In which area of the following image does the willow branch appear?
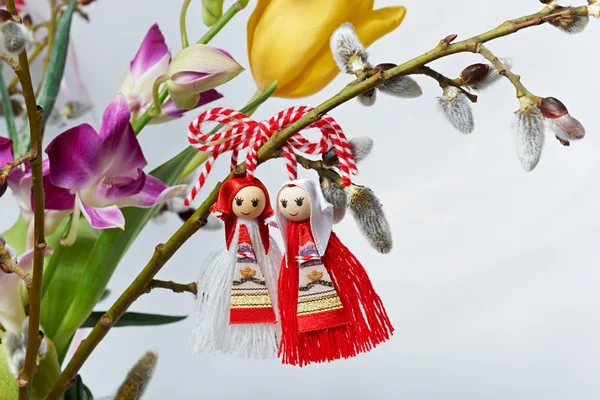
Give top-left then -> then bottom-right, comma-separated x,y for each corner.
5,2 -> 46,398
45,4 -> 593,398
147,279 -> 197,295
417,66 -> 478,103
0,150 -> 34,183
0,242 -> 32,287
477,44 -> 536,100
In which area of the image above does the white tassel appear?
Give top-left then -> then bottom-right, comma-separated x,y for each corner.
188,221 -> 281,359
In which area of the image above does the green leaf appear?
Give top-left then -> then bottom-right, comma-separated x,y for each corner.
50,147 -> 198,363
0,344 -> 18,400
2,216 -> 29,256
64,375 -> 93,400
40,219 -> 99,359
37,0 -> 77,128
31,339 -> 62,400
82,312 -> 187,328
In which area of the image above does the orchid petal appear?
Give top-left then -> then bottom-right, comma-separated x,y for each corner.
130,24 -> 170,84
41,159 -> 76,211
79,197 -> 125,230
116,174 -> 186,208
161,89 -> 223,118
89,168 -> 146,205
98,95 -> 147,176
0,136 -> 14,165
45,123 -> 103,190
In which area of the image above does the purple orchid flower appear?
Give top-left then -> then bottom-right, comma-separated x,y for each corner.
0,137 -> 72,249
117,23 -> 223,122
45,95 -> 185,238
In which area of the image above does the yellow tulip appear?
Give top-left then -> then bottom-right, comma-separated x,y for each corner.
247,0 -> 406,98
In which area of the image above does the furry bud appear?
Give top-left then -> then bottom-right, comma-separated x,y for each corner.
114,351 -> 158,400
437,86 -> 474,134
0,21 -> 30,55
323,137 -> 374,167
347,185 -> 393,254
0,10 -> 12,23
589,1 -> 600,18
61,100 -> 93,119
321,178 -> 348,224
460,59 -> 512,91
374,63 -> 422,98
548,6 -> 589,33
357,88 -> 377,107
538,97 -> 585,142
514,97 -> 544,171
330,23 -> 369,74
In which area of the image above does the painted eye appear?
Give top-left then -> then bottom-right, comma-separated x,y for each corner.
235,197 -> 243,206
251,198 -> 260,207
294,197 -> 304,207
280,199 -> 288,208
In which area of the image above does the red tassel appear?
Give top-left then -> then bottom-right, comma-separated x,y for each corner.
278,229 -> 394,366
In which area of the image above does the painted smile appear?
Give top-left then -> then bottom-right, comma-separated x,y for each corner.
289,212 -> 298,216
241,211 -> 251,216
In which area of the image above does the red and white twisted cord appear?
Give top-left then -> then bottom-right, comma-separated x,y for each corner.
185,106 -> 357,205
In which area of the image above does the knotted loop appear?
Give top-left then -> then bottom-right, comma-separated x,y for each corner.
184,106 -> 357,206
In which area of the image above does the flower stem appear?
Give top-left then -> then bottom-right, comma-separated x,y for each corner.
0,64 -> 18,151
45,4 -> 592,398
148,75 -> 166,118
180,0 -> 191,48
132,0 -> 251,135
178,81 -> 278,181
147,279 -> 197,295
4,0 -> 47,397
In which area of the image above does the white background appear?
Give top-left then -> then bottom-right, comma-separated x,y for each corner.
2,0 -> 600,399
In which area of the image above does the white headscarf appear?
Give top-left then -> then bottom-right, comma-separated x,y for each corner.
274,179 -> 333,256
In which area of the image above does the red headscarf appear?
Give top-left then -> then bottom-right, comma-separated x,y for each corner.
210,176 -> 274,252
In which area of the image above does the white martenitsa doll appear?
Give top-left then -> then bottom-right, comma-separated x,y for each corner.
189,176 -> 282,359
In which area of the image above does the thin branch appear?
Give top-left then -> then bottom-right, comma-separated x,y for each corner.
0,54 -> 20,71
477,44 -> 536,100
417,66 -> 478,103
5,1 -> 47,398
45,4 -> 592,398
0,242 -> 32,287
147,279 -> 197,295
0,150 -> 34,179
8,38 -> 49,94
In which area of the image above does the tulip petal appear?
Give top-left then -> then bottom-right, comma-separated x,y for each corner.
98,96 -> 147,176
0,136 -> 14,165
161,89 -> 223,118
79,197 -> 125,230
352,6 -> 406,48
116,174 -> 186,208
130,24 -> 170,84
45,123 -> 103,190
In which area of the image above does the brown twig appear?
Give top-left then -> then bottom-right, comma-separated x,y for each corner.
5,0 -> 46,398
147,280 -> 197,295
417,66 -> 478,103
45,4 -> 592,399
0,242 -> 33,287
0,150 -> 34,181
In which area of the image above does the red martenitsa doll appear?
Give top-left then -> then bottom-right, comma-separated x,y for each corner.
273,179 -> 394,366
